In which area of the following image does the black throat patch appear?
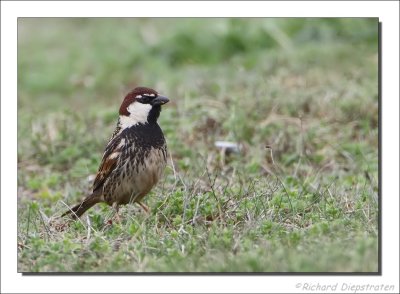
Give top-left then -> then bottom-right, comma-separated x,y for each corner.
122,122 -> 166,150
147,105 -> 162,123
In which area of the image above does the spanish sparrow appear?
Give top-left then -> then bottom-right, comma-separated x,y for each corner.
62,87 -> 169,219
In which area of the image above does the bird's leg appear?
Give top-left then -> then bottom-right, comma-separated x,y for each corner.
138,201 -> 150,214
112,202 -> 121,223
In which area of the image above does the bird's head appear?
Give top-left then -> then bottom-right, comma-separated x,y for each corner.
119,87 -> 169,126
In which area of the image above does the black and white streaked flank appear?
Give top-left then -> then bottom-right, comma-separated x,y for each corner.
62,87 -> 170,219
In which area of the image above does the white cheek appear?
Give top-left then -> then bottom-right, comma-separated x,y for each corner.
120,102 -> 152,128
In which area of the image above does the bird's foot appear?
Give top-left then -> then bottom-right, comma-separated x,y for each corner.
104,213 -> 121,227
138,201 -> 150,214
114,212 -> 122,223
104,203 -> 122,226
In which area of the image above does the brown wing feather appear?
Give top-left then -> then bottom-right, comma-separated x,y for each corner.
92,156 -> 118,192
92,136 -> 124,193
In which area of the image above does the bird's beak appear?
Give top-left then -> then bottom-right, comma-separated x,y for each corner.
152,95 -> 169,106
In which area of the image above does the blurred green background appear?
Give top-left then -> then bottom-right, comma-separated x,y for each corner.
18,18 -> 378,111
18,18 -> 378,272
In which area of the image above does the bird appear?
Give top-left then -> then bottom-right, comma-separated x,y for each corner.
62,86 -> 169,220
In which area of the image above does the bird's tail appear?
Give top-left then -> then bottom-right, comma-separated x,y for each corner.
61,195 -> 99,219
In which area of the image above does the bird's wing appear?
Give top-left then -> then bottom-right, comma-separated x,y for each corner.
92,136 -> 124,193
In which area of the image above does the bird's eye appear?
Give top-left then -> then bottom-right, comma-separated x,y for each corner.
137,94 -> 153,104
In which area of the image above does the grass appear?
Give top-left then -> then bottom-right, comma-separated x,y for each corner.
17,18 -> 378,272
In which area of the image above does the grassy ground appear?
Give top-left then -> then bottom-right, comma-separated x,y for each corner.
17,18 -> 378,272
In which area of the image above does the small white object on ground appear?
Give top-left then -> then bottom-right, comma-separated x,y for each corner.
214,141 -> 241,153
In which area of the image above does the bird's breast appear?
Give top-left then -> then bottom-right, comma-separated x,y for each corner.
113,145 -> 167,205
